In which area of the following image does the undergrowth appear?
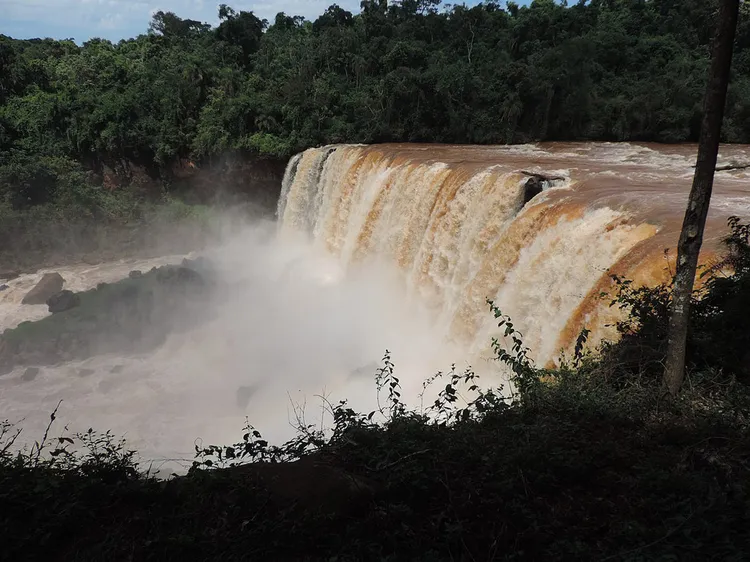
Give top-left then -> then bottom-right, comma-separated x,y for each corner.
2,218 -> 750,561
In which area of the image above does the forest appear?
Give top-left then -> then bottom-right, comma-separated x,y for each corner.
3,0 -> 750,216
3,2 -> 750,559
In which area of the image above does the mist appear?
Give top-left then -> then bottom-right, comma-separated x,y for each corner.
0,214 -> 480,473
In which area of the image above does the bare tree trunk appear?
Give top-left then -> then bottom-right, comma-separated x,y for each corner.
663,0 -> 741,396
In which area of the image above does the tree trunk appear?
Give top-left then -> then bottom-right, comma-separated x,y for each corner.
663,0 -> 741,396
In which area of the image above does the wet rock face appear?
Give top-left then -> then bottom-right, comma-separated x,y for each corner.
47,290 -> 81,314
22,273 -> 65,305
523,176 -> 545,205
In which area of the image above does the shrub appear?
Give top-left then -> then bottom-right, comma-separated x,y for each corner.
601,216 -> 750,387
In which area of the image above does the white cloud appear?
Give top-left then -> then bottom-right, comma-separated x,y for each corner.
0,0 -> 364,41
0,0 -> 495,42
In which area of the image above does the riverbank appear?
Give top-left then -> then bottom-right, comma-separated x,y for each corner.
0,259 -> 217,375
0,150 -> 285,275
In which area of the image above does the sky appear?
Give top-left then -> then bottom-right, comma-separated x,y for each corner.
0,0 -> 530,44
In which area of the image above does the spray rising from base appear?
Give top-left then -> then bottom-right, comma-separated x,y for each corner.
0,218 -> 490,473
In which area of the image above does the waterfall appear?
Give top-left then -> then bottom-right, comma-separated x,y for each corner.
3,142 -> 748,467
278,143 -> 745,367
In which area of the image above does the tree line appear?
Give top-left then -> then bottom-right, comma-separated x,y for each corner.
2,0 -> 750,211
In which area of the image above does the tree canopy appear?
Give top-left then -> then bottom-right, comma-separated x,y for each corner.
2,0 -> 750,209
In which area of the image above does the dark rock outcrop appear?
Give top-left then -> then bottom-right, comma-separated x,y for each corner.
128,270 -> 143,279
521,171 -> 567,206
0,271 -> 19,281
47,290 -> 81,314
0,339 -> 12,376
1,262 -> 218,373
523,176 -> 545,205
181,256 -> 217,284
155,264 -> 205,287
22,273 -> 64,305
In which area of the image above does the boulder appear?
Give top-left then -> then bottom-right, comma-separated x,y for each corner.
523,176 -> 545,205
47,290 -> 81,314
22,273 -> 65,305
128,270 -> 143,279
181,257 -> 218,283
0,285 -> 8,292
520,170 -> 567,206
155,265 -> 204,286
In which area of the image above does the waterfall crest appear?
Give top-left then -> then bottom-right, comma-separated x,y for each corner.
278,143 -> 748,366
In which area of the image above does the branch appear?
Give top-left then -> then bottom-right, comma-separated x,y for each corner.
716,163 -> 750,171
520,170 -> 566,182
690,163 -> 750,171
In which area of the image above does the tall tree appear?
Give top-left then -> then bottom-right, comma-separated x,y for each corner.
663,0 -> 741,396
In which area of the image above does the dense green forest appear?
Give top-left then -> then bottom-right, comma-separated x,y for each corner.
2,0 -> 750,216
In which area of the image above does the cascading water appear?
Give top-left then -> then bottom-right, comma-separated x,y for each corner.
278,143 -> 750,367
2,142 -> 749,472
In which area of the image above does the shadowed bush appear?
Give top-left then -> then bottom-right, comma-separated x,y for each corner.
601,216 -> 750,387
2,219 -> 750,561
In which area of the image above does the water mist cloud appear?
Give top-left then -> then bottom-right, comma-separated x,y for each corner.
0,216 -> 471,472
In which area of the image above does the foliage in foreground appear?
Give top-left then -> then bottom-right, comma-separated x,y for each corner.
1,345 -> 749,561
2,219 -> 750,560
601,215 -> 750,387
